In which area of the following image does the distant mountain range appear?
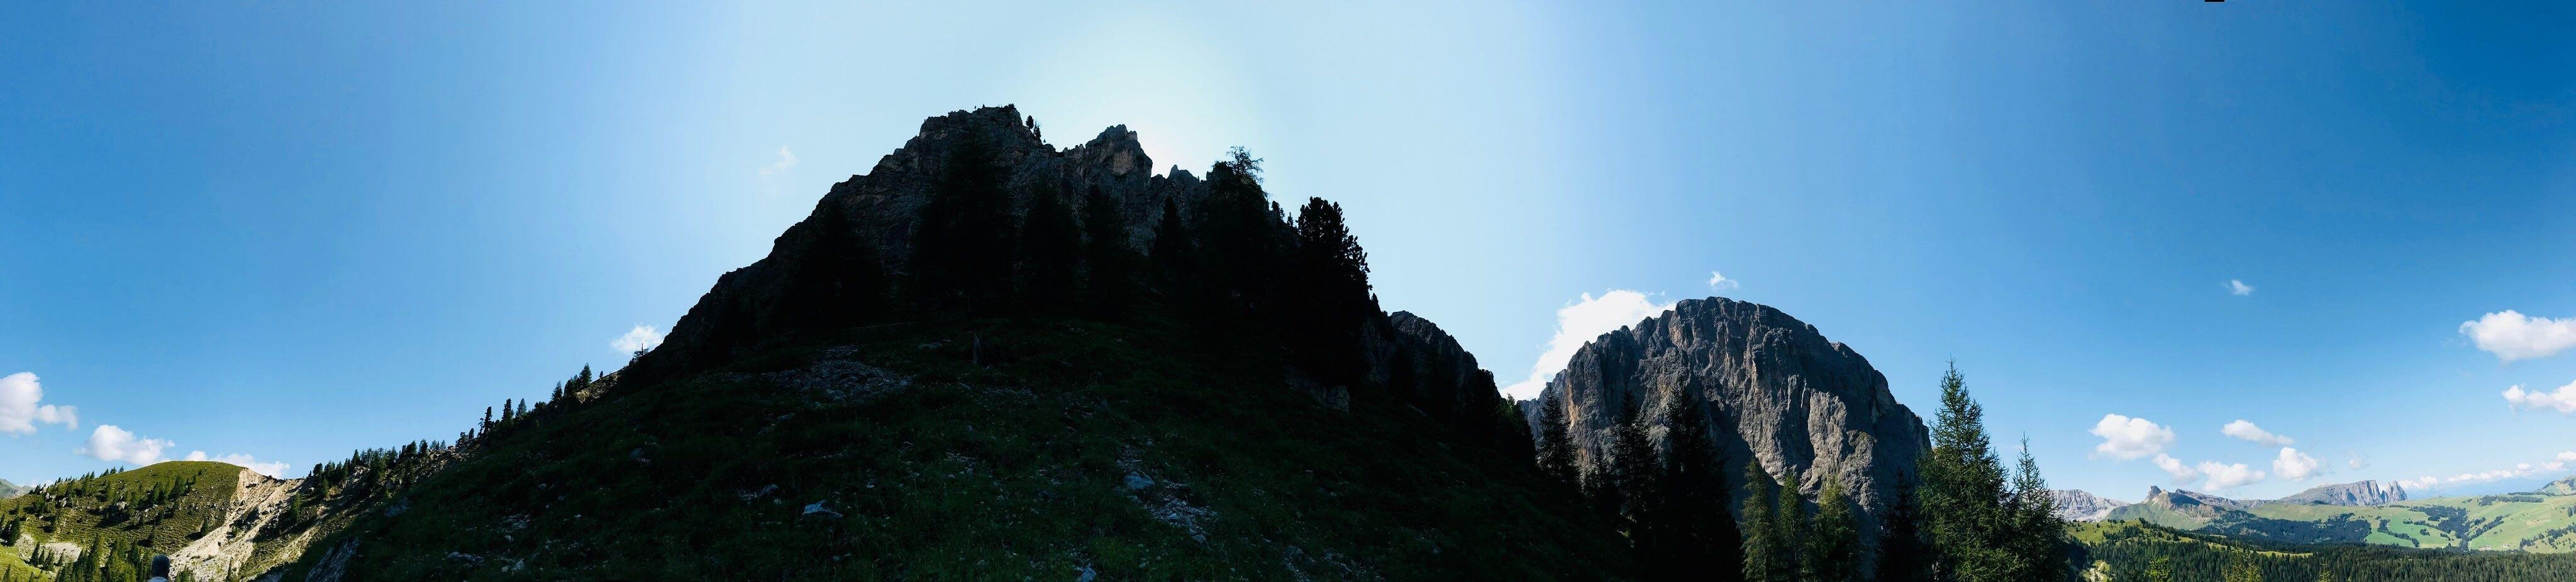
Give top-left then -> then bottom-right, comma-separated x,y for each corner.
2064,477 -> 2576,552
0,477 -> 25,500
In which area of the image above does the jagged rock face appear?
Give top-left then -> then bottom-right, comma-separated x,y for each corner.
633,106 -> 1204,380
1532,297 -> 1929,547
2275,480 -> 2407,506
2143,485 -> 2251,512
2049,489 -> 2131,522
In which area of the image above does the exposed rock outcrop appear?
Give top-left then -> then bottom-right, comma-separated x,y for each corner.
2050,489 -> 2131,521
1530,297 -> 1929,551
0,478 -> 24,500
2274,480 -> 2407,506
633,106 -> 1191,382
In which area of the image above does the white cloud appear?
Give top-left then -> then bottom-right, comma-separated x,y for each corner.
1501,290 -> 1677,399
2557,451 -> 2576,463
1706,271 -> 1740,291
184,451 -> 290,478
612,325 -> 665,354
2396,454 -> 2568,491
1,372 -> 77,434
2153,453 -> 2202,484
2226,279 -> 2255,296
2348,451 -> 2368,470
2504,380 -> 2576,414
758,146 -> 799,177
2220,419 -> 2294,447
79,425 -> 173,466
2460,310 -> 2576,361
2197,461 -> 2266,489
2273,447 -> 2324,481
2088,414 -> 2175,460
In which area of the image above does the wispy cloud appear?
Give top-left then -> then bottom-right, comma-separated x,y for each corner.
1,372 -> 78,434
2225,279 -> 2255,296
2397,451 -> 2576,491
2153,454 -> 2201,484
613,325 -> 665,354
2461,310 -> 2576,361
2220,419 -> 2294,447
2089,414 -> 2175,459
1501,290 -> 1676,400
1706,271 -> 1740,291
758,146 -> 799,177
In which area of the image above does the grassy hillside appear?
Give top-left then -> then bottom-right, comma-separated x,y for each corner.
0,462 -> 242,551
2071,520 -> 2576,581
1,461 -> 248,581
2104,490 -> 2576,554
272,317 -> 1637,580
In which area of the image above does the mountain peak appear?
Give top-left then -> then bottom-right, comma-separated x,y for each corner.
2277,480 -> 2407,506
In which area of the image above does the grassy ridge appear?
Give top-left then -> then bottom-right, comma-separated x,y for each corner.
279,318 -> 1635,580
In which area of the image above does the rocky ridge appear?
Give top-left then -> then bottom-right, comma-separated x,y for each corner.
1530,297 -> 1930,552
2275,480 -> 2407,506
2049,489 -> 2131,522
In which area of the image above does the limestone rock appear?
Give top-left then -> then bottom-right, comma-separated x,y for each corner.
2048,489 -> 2131,522
1530,297 -> 1928,552
2272,480 -> 2407,506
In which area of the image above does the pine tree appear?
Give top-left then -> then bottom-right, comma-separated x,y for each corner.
1017,185 -> 1082,311
1657,393 -> 1742,581
1534,396 -> 1579,490
1741,461 -> 1790,582
501,399 -> 515,422
1607,403 -> 1660,544
2225,551 -> 2264,582
910,133 -> 1014,311
1777,468 -> 1813,581
1079,185 -> 1132,313
1921,361 -> 2014,581
1290,197 -> 1373,385
2008,436 -> 2068,581
1149,197 -> 1192,285
1811,479 -> 1862,582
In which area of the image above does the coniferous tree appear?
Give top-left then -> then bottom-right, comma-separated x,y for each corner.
1811,479 -> 1862,582
1921,361 -> 2014,581
1017,185 -> 1082,311
1656,393 -> 1743,581
1149,197 -> 1192,286
2008,436 -> 2068,581
1607,403 -> 1660,547
1741,461 -> 1790,582
1079,185 -> 1133,312
501,399 -> 515,423
1534,396 -> 1580,490
1777,468 -> 1814,581
1290,197 -> 1373,385
911,133 -> 1014,312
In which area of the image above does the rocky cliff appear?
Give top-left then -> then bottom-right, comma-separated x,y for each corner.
2050,489 -> 2131,522
633,106 -> 1187,381
0,478 -> 23,500
2275,480 -> 2407,506
1530,297 -> 1929,549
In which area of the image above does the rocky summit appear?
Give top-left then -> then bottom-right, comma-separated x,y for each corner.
2275,480 -> 2407,506
2048,489 -> 2130,522
1530,297 -> 1930,552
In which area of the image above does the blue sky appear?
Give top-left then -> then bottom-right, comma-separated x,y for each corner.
4,2 -> 2572,500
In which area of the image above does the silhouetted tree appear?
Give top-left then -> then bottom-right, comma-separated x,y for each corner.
1535,396 -> 1579,490
911,134 -> 1015,312
1079,185 -> 1133,313
1018,185 -> 1082,311
1811,479 -> 1862,582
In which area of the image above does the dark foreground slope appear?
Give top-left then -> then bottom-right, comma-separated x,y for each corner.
250,105 -> 1630,580
274,317 -> 1633,580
